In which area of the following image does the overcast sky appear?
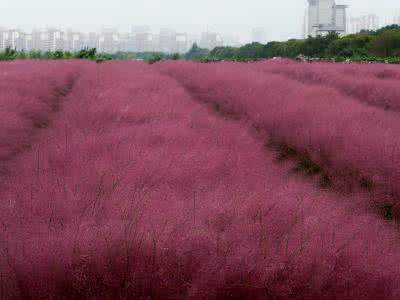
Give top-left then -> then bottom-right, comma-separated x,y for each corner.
2,0 -> 400,41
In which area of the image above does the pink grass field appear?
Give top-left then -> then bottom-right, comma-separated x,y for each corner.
2,60 -> 400,299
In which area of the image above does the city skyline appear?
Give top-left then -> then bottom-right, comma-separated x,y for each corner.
0,26 -> 241,53
1,0 -> 400,53
2,0 -> 399,42
2,10 -> 400,55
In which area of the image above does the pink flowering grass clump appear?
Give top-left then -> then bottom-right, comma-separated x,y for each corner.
252,60 -> 400,111
2,61 -> 400,299
0,60 -> 80,174
335,62 -> 400,81
160,61 -> 400,211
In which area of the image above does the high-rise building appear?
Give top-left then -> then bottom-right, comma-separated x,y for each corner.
335,4 -> 347,32
175,33 -> 189,53
187,33 -> 200,48
131,26 -> 154,52
39,31 -> 50,51
306,0 -> 347,37
66,29 -> 86,52
394,11 -> 400,25
118,33 -> 130,52
199,32 -> 223,50
132,32 -> 154,52
40,28 -> 66,52
303,9 -> 308,38
0,29 -> 7,50
157,29 -> 189,53
99,28 -> 120,53
0,30 -> 10,50
29,29 -> 42,51
348,14 -> 379,34
0,27 -> 4,49
86,32 -> 99,49
251,27 -> 267,44
159,28 -> 176,53
0,29 -> 26,50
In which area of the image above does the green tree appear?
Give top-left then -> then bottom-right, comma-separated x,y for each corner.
264,41 -> 286,58
302,32 -> 339,57
282,39 -> 306,57
369,29 -> 400,57
185,43 -> 209,60
327,33 -> 372,57
15,50 -> 27,59
375,25 -> 400,35
63,51 -> 73,59
146,53 -> 163,64
28,50 -> 43,59
236,42 -> 265,59
75,47 -> 97,59
0,47 -> 18,60
52,50 -> 65,59
171,53 -> 181,60
209,46 -> 238,59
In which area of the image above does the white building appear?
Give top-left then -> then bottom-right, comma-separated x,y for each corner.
348,14 -> 380,34
86,32 -> 99,49
0,29 -> 8,50
175,33 -> 189,53
394,11 -> 400,25
99,28 -> 120,53
199,32 -> 223,50
66,29 -> 86,52
130,26 -> 154,52
251,27 -> 267,44
39,28 -> 66,52
306,0 -> 347,37
0,29 -> 26,50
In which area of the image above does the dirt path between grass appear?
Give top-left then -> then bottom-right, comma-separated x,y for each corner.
0,75 -> 78,177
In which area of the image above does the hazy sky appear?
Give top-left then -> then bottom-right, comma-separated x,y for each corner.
2,0 -> 400,41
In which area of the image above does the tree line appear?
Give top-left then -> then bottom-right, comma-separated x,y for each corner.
2,25 -> 400,63
186,24 -> 400,63
0,46 -> 184,63
0,47 -> 116,61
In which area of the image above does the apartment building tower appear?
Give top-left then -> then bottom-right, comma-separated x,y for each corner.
306,0 -> 347,37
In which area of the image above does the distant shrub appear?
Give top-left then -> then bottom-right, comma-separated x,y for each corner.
52,50 -> 65,59
27,50 -> 43,59
75,47 -> 97,59
146,53 -> 163,64
0,47 -> 18,60
171,53 -> 180,60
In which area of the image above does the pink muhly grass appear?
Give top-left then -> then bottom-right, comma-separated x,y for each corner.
1,61 -> 400,299
0,61 -> 80,174
335,62 -> 400,81
252,60 -> 400,112
160,61 -> 400,210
